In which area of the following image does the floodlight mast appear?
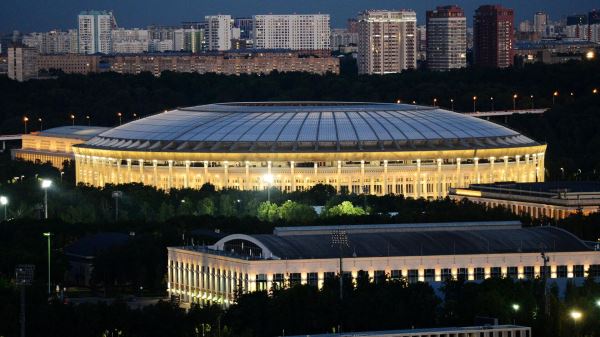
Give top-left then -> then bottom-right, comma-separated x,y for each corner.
331,229 -> 349,300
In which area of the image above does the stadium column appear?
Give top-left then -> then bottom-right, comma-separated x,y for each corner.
360,160 -> 365,193
224,161 -> 229,189
168,160 -> 173,189
383,160 -> 388,195
436,159 -> 442,198
538,153 -> 545,182
515,155 -> 521,181
489,157 -> 495,183
525,154 -> 531,182
503,156 -> 508,181
127,159 -> 132,183
116,158 -> 121,184
153,160 -> 158,188
139,159 -> 144,184
337,160 -> 341,193
313,162 -> 318,186
456,158 -> 462,187
474,157 -> 480,183
290,161 -> 295,191
416,159 -> 421,198
204,161 -> 209,186
184,161 -> 190,188
245,161 -> 250,190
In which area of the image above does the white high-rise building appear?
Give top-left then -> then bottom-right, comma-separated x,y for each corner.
22,30 -> 74,54
253,14 -> 330,50
78,10 -> 116,54
205,15 -> 232,51
426,5 -> 467,71
534,12 -> 548,35
357,10 -> 417,75
112,28 -> 149,54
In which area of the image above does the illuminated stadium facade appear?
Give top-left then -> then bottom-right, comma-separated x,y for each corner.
73,102 -> 546,197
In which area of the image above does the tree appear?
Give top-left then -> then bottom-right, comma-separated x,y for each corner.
324,201 -> 367,217
197,197 -> 216,216
257,201 -> 279,222
277,200 -> 317,223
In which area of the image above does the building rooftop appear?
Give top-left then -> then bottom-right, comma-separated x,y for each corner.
465,182 -> 600,197
34,125 -> 111,141
79,102 -> 537,153
182,223 -> 592,261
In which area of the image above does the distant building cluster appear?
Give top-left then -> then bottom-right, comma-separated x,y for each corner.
1,5 -> 599,80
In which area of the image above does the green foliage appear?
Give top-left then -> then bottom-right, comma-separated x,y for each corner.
257,201 -> 278,222
277,200 -> 317,223
197,197 -> 216,216
325,201 -> 367,217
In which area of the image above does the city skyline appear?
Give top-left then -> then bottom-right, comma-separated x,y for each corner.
1,0 -> 599,33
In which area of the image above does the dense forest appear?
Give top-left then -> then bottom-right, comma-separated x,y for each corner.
1,60 -> 600,179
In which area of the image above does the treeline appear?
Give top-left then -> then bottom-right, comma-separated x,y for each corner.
2,276 -> 600,337
1,60 -> 600,179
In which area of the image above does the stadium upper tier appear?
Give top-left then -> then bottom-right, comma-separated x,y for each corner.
80,102 -> 538,153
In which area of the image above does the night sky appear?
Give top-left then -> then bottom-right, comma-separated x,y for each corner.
1,0 -> 598,33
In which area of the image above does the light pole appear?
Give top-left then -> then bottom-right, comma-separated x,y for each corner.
331,230 -> 349,301
472,96 -> 477,112
41,179 -> 52,219
570,310 -> 582,337
23,116 -> 29,134
490,97 -> 495,112
112,190 -> 123,222
450,98 -> 454,111
553,91 -> 559,105
512,94 -> 518,111
43,232 -> 52,296
0,196 -> 8,221
86,115 -> 90,126
263,174 -> 274,203
38,118 -> 43,131
70,114 -> 75,126
530,95 -> 534,109
433,98 -> 437,107
511,303 -> 520,324
117,112 -> 122,126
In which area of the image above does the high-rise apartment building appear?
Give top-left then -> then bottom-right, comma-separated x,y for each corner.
566,15 -> 589,40
234,18 -> 254,40
473,5 -> 514,68
111,28 -> 149,54
205,15 -> 232,51
533,12 -> 548,35
426,5 -> 466,71
78,10 -> 117,54
253,14 -> 330,50
22,30 -> 75,54
8,46 -> 38,82
357,10 -> 417,75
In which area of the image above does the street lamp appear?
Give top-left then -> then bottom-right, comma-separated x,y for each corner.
41,179 -> 52,219
0,196 -> 8,221
530,95 -> 534,109
512,94 -> 518,111
43,232 -> 52,296
38,118 -> 43,131
86,115 -> 91,126
553,91 -> 559,104
450,98 -> 454,111
117,112 -> 122,125
512,303 -> 520,312
112,190 -> 123,222
23,116 -> 29,134
586,50 -> 595,60
263,174 -> 274,203
472,96 -> 477,112
594,88 -> 598,95
433,98 -> 437,107
490,97 -> 495,112
70,114 -> 75,126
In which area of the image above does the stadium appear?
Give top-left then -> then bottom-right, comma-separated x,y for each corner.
72,102 -> 546,197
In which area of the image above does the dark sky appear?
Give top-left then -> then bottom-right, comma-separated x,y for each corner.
1,0 -> 598,33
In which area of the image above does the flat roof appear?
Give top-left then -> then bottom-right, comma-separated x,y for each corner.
286,325 -> 530,337
468,182 -> 600,195
35,125 -> 111,141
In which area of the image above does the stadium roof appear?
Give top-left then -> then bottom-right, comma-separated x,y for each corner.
36,125 -> 111,141
205,225 -> 591,260
79,102 -> 538,153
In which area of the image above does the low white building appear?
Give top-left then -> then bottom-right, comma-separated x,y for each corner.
167,221 -> 600,307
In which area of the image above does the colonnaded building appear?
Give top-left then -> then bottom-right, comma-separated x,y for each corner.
72,102 -> 546,198
167,221 -> 600,307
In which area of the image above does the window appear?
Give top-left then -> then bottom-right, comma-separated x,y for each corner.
441,268 -> 452,281
408,269 -> 418,283
390,270 -> 402,281
491,267 -> 501,278
457,268 -> 468,281
507,266 -> 518,279
573,265 -> 584,278
474,267 -> 485,280
424,269 -> 435,282
588,265 -> 600,278
557,265 -> 567,278
307,272 -> 318,287
273,273 -> 284,289
256,274 -> 267,291
374,270 -> 386,284
289,273 -> 301,287
324,272 -> 335,281
524,266 -> 534,279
